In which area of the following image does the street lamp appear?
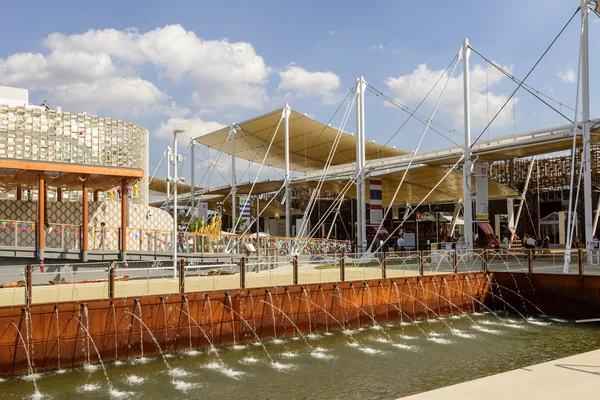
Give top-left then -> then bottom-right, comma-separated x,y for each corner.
172,129 -> 185,274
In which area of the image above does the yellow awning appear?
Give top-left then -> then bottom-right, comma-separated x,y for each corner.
195,108 -> 408,172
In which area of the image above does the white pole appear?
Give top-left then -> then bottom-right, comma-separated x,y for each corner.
230,124 -> 237,233
462,38 -> 473,251
581,0 -> 593,262
355,76 -> 367,253
355,78 -> 362,252
514,156 -> 537,230
173,130 -> 184,274
284,104 -> 291,238
190,140 -> 195,219
166,146 -> 171,209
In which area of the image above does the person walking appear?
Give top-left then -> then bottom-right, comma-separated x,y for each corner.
397,235 -> 405,252
177,225 -> 186,253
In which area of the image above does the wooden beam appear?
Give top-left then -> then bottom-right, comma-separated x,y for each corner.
0,159 -> 144,178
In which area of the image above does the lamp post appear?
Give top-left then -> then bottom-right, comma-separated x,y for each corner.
172,129 -> 185,275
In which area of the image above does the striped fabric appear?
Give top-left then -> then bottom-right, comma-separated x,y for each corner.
370,179 -> 383,224
239,198 -> 251,221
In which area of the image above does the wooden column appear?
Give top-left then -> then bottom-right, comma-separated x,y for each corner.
82,179 -> 89,262
293,255 -> 299,285
37,174 -> 45,261
340,255 -> 345,282
240,256 -> 246,289
382,252 -> 387,279
56,187 -> 62,202
120,179 -> 128,261
93,190 -> 99,202
16,188 -> 22,200
108,263 -> 115,299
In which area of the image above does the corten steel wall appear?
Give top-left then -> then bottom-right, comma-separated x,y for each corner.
489,272 -> 600,320
0,273 -> 489,375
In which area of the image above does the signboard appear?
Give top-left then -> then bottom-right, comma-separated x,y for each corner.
416,212 -> 422,222
369,179 -> 383,224
474,162 -> 489,221
197,202 -> 208,219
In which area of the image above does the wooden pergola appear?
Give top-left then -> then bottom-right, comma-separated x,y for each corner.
0,159 -> 144,261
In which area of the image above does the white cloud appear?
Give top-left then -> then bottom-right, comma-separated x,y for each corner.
44,25 -> 271,108
557,67 -> 576,83
154,116 -> 225,144
278,65 -> 341,105
328,30 -> 334,35
0,24 -> 271,117
384,62 -> 517,128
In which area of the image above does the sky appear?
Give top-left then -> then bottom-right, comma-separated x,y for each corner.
1,0 -> 598,189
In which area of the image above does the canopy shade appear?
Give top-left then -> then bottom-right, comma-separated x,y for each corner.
148,177 -> 203,195
200,165 -> 517,206
194,108 -> 408,172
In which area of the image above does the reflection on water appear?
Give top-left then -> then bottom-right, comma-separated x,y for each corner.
4,314 -> 600,400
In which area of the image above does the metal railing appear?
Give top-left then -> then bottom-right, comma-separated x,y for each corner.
3,248 -> 600,307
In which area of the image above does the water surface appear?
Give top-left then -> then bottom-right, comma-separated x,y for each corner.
3,314 -> 599,399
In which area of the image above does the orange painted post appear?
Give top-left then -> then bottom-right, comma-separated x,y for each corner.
340,255 -> 345,282
93,190 -> 99,202
37,174 -> 45,261
56,187 -> 62,202
578,248 -> 584,278
82,179 -> 89,262
382,252 -> 387,279
120,179 -> 128,261
25,264 -> 32,306
179,259 -> 185,293
419,251 -> 424,276
240,257 -> 246,289
108,264 -> 115,299
16,188 -> 21,200
293,255 -> 299,285
528,250 -> 533,275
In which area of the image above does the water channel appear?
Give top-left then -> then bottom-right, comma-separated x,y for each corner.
3,314 -> 599,399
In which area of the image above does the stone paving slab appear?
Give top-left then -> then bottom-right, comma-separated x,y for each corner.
403,348 -> 600,399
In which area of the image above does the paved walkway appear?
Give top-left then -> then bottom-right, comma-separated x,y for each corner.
403,348 -> 600,399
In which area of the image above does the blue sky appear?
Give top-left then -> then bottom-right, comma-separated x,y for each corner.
1,0 -> 598,188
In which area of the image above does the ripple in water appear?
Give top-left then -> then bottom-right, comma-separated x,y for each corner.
323,332 -> 334,336
270,361 -> 296,371
398,334 -> 417,340
527,318 -> 551,326
79,383 -> 101,392
392,343 -> 418,351
374,337 -> 391,343
311,350 -> 334,360
358,347 -> 383,355
428,332 -> 443,337
21,373 -> 42,381
271,339 -> 285,345
109,388 -> 134,399
347,342 -> 360,348
281,351 -> 298,358
172,380 -> 199,392
240,356 -> 259,364
185,350 -> 201,356
472,324 -> 502,334
133,357 -> 149,364
428,337 -> 454,345
169,368 -> 191,378
307,333 -> 321,340
232,345 -> 247,351
342,329 -> 355,335
204,361 -> 246,379
125,375 -> 145,385
83,364 -> 99,372
450,329 -> 477,339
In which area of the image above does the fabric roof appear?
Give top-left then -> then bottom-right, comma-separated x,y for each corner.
195,108 -> 408,172
200,165 -> 517,207
148,177 -> 202,195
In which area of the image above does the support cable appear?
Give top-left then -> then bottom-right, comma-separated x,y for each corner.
469,6 -> 580,149
366,50 -> 462,253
